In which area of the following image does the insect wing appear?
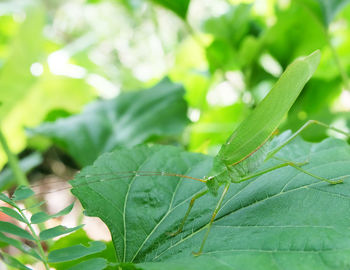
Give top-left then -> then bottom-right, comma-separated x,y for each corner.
217,50 -> 321,166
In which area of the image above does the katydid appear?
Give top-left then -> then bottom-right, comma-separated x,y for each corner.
28,50 -> 350,256
166,49 -> 350,255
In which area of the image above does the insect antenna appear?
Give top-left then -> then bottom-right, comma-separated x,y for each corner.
29,170 -> 206,196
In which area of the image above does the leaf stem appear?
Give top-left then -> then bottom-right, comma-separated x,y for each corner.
0,128 -> 29,187
0,134 -> 52,268
17,206 -> 50,270
0,128 -> 46,229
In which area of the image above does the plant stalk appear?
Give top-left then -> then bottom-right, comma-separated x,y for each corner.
17,206 -> 50,270
0,128 -> 30,187
0,128 -> 46,229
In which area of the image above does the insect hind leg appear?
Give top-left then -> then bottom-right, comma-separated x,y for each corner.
232,159 -> 342,185
286,160 -> 343,184
266,120 -> 350,161
273,156 -> 343,184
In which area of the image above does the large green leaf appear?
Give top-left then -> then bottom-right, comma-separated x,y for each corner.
29,78 -> 189,166
70,136 -> 350,269
71,145 -> 213,263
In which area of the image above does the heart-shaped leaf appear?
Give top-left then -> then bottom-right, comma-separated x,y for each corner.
70,136 -> 350,269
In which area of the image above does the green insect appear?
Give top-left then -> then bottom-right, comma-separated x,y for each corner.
162,49 -> 349,255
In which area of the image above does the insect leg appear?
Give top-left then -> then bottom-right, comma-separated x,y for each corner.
193,182 -> 230,256
169,189 -> 209,237
267,120 -> 350,160
288,162 -> 343,184
231,162 -> 298,183
232,159 -> 342,184
273,156 -> 343,184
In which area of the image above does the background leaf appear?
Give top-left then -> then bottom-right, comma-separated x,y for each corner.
0,221 -> 34,240
39,225 -> 84,241
0,193 -> 16,207
29,78 -> 189,166
48,229 -> 117,270
12,186 -> 34,201
0,3 -> 96,169
67,258 -> 108,270
316,0 -> 350,26
0,207 -> 25,223
0,252 -> 31,270
0,152 -> 42,191
0,232 -> 41,260
48,241 -> 106,263
31,203 -> 74,224
152,0 -> 190,19
263,1 -> 327,66
0,7 -> 44,120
